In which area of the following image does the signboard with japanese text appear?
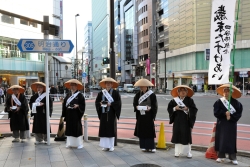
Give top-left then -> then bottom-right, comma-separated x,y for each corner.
17,39 -> 74,53
208,0 -> 236,84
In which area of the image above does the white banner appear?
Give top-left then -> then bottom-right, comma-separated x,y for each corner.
208,0 -> 236,84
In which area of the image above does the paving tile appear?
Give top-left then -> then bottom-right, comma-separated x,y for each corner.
65,159 -> 83,166
35,163 -> 52,167
79,157 -> 99,166
120,155 -> 141,166
0,160 -> 6,166
49,154 -> 64,162
3,159 -> 20,167
50,161 -> 67,167
7,152 -> 22,160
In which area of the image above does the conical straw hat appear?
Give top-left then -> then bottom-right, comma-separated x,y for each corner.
171,85 -> 194,97
216,84 -> 241,98
134,79 -> 154,87
7,85 -> 25,94
31,82 -> 46,92
99,77 -> 119,88
64,79 -> 83,90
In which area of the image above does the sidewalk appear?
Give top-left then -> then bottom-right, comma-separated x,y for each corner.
0,136 -> 250,167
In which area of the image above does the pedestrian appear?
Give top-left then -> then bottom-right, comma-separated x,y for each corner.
4,85 -> 29,142
167,85 -> 198,158
62,79 -> 85,149
0,87 -> 4,104
246,82 -> 250,95
133,79 -> 158,153
50,85 -> 57,101
29,82 -> 53,144
95,77 -> 121,152
213,84 -> 242,165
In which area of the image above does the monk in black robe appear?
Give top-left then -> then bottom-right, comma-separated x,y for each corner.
62,79 -> 85,149
214,84 -> 243,165
29,82 -> 53,144
168,85 -> 198,158
95,78 -> 121,152
133,79 -> 157,152
5,85 -> 29,142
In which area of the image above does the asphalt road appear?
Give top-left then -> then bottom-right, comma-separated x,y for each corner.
50,92 -> 250,124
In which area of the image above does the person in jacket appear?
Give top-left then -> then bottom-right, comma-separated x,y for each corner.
167,85 -> 198,158
214,84 -> 243,165
62,79 -> 85,149
29,82 -> 53,144
95,78 -> 121,152
4,85 -> 29,142
133,79 -> 158,153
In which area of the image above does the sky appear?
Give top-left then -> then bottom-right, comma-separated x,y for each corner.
62,0 -> 92,58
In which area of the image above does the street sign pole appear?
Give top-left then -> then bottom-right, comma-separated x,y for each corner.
44,16 -> 50,145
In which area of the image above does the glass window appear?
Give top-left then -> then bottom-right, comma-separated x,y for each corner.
1,14 -> 14,24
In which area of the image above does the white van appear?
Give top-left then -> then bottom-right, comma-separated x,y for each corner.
123,84 -> 134,93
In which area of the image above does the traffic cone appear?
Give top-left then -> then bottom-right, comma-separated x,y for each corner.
205,122 -> 218,159
156,122 -> 166,149
54,117 -> 66,141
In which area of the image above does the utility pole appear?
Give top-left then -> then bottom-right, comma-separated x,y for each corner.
164,50 -> 167,93
109,0 -> 117,146
109,0 -> 115,79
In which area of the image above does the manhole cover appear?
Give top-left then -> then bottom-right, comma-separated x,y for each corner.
131,164 -> 161,167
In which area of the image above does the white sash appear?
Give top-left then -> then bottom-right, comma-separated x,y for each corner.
66,91 -> 80,107
174,97 -> 188,115
220,97 -> 236,114
138,90 -> 153,105
102,89 -> 114,103
32,93 -> 46,113
12,94 -> 21,106
35,93 -> 46,103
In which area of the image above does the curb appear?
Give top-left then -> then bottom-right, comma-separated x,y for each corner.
1,133 -> 250,158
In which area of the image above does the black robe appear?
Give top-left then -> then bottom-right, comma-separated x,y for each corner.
213,98 -> 243,154
29,93 -> 53,134
62,91 -> 85,137
5,94 -> 29,131
167,97 -> 198,145
95,89 -> 121,137
133,91 -> 158,138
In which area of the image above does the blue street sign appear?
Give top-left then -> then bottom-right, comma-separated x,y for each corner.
17,39 -> 74,53
82,72 -> 87,78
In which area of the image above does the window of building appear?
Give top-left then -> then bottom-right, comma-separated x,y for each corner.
146,17 -> 148,23
146,5 -> 147,11
146,29 -> 148,35
1,14 -> 14,24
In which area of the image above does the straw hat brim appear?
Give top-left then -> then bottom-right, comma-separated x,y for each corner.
7,85 -> 25,94
64,79 -> 83,90
31,82 -> 46,92
134,79 -> 154,87
171,85 -> 194,97
216,84 -> 241,98
99,78 -> 119,88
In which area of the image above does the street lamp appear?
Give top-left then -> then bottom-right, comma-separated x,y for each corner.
75,13 -> 80,79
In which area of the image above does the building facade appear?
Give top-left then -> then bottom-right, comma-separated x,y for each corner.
119,0 -> 138,84
0,0 -> 62,87
136,0 -> 157,85
83,21 -> 94,85
156,0 -> 250,90
92,0 -> 110,85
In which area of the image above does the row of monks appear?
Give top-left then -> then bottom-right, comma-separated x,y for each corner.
4,78 -> 242,165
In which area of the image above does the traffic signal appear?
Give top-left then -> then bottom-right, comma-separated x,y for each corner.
103,57 -> 110,64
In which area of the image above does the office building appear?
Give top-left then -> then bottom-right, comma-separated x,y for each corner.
156,0 -> 250,90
